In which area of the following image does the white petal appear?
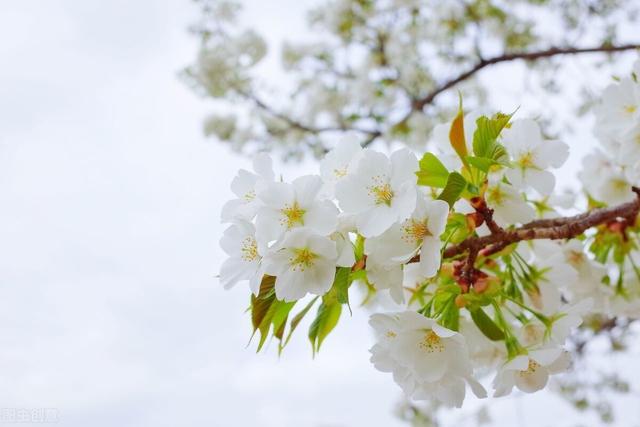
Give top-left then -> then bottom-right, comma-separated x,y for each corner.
357,205 -> 398,237
304,200 -> 339,235
426,199 -> 450,236
252,152 -> 274,180
292,175 -> 323,207
419,236 -> 442,278
537,140 -> 569,168
525,169 -> 555,195
220,256 -> 257,289
390,148 -> 419,187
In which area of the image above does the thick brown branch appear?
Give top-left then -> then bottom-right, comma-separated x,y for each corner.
442,187 -> 640,260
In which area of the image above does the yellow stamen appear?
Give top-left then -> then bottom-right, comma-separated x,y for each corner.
487,186 -> 505,205
519,359 -> 541,376
418,330 -> 444,353
333,167 -> 348,178
401,219 -> 431,245
240,237 -> 259,262
368,176 -> 394,206
244,190 -> 256,202
624,105 -> 637,114
518,151 -> 535,169
386,330 -> 397,339
289,247 -> 317,271
281,201 -> 306,229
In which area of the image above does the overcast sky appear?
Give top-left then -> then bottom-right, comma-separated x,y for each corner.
0,1 -> 639,426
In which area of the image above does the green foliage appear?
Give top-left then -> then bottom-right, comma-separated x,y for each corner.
437,172 -> 467,208
442,212 -> 471,244
416,153 -> 450,188
469,307 -> 505,341
471,113 -> 512,163
251,276 -> 296,352
308,300 -> 342,355
281,296 -> 319,352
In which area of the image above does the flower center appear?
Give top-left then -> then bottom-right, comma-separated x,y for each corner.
244,190 -> 256,202
333,167 -> 348,178
624,105 -> 637,114
612,178 -> 629,192
240,236 -> 259,262
386,330 -> 397,339
281,201 -> 306,229
487,185 -> 505,205
402,219 -> 431,245
418,330 -> 444,353
289,247 -> 318,271
517,151 -> 536,169
519,359 -> 541,376
567,250 -> 584,266
521,324 -> 544,346
368,176 -> 394,206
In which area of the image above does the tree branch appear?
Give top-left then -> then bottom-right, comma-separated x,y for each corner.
411,43 -> 640,113
367,42 -> 640,149
442,187 -> 640,260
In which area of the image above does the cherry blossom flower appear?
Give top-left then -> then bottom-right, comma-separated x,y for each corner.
255,175 -> 338,245
485,176 -> 535,225
319,136 -> 363,188
493,348 -> 570,396
335,148 -> 419,237
365,196 -> 449,277
369,311 -> 486,407
219,220 -> 265,294
595,78 -> 640,139
502,119 -> 569,195
221,153 -> 274,222
262,228 -> 349,301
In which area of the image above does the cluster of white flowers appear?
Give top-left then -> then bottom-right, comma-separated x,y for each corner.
579,60 -> 640,205
218,58 -> 640,409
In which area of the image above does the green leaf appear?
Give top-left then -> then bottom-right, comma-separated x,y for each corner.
251,275 -> 276,331
333,267 -> 352,308
416,152 -> 450,188
440,299 -> 460,331
308,301 -> 342,354
250,275 -> 296,352
354,234 -> 365,261
469,307 -> 505,341
255,299 -> 295,351
465,156 -> 499,173
442,212 -> 470,244
437,172 -> 467,208
472,113 -> 513,160
272,301 -> 296,341
281,296 -> 319,352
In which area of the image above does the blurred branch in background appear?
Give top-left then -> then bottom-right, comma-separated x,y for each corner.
183,0 -> 640,159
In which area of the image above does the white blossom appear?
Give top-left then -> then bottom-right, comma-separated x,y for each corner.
502,119 -> 569,196
221,153 -> 274,222
365,196 -> 449,277
493,348 -> 570,396
485,176 -> 535,225
262,228 -> 348,302
255,175 -> 338,245
369,311 -> 486,407
335,148 -> 418,237
219,220 -> 265,294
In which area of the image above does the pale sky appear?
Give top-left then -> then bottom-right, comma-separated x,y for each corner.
0,1 -> 639,426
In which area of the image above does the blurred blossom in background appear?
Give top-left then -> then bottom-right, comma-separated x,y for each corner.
0,1 -> 639,427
